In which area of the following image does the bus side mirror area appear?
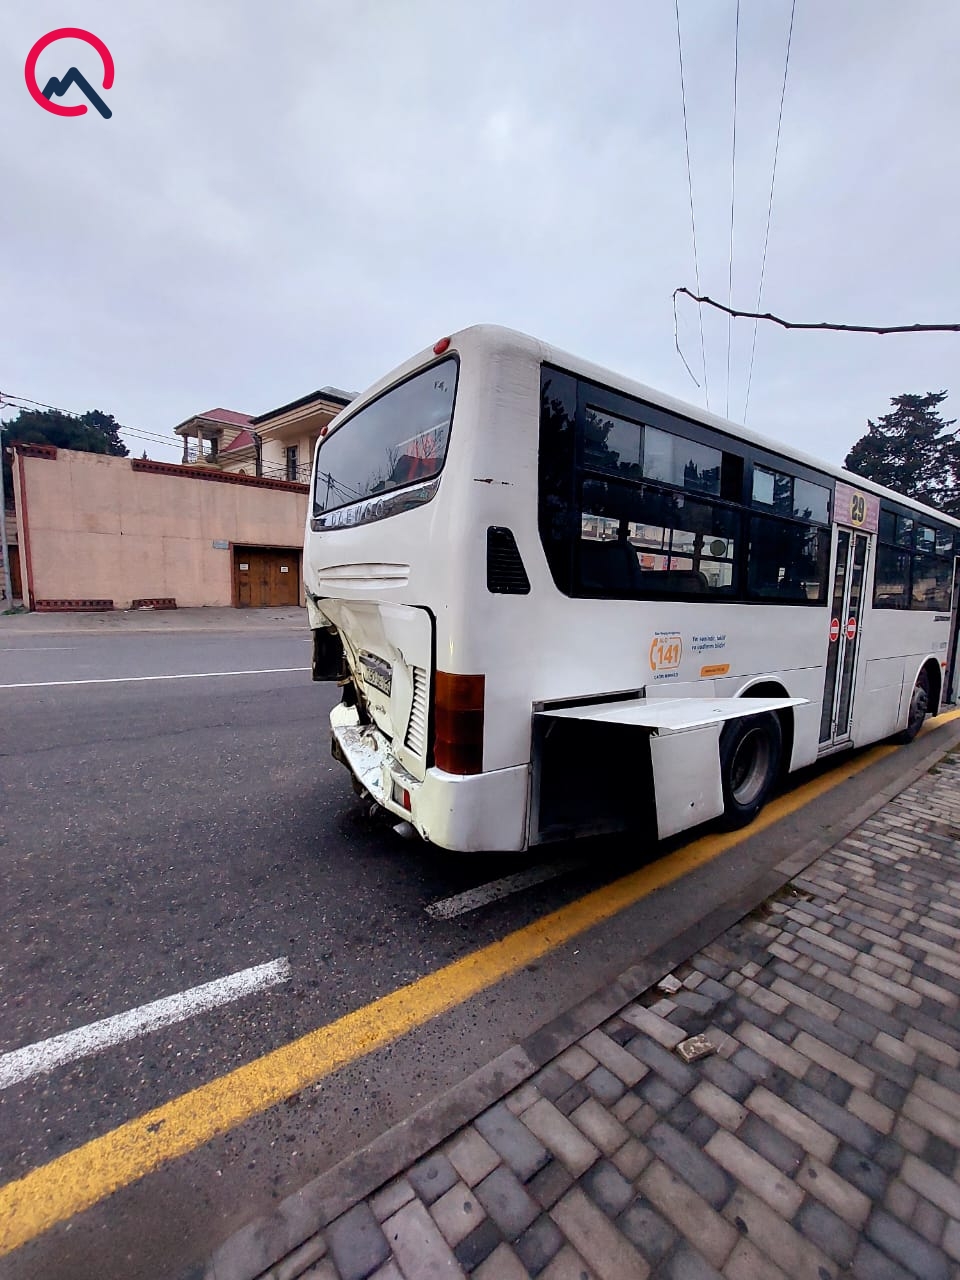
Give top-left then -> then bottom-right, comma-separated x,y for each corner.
312,626 -> 347,682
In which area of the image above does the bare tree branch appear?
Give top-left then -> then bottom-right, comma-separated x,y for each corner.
672,290 -> 701,388
674,287 -> 960,334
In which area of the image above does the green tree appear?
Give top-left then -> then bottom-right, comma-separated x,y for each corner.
844,392 -> 960,515
2,407 -> 129,506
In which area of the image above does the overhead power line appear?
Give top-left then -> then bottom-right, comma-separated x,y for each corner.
1,392 -> 69,415
744,0 -> 797,422
1,393 -> 315,480
674,0 -> 709,407
674,288 -> 960,335
726,0 -> 741,419
0,394 -> 181,450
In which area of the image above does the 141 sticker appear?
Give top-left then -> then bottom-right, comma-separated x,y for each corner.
650,632 -> 682,674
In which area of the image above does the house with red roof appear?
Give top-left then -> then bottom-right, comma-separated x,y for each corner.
173,388 -> 355,484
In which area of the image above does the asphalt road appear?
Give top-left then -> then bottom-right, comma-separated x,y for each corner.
0,626 -> 954,1280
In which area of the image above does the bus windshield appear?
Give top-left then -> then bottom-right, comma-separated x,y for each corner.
313,358 -> 457,521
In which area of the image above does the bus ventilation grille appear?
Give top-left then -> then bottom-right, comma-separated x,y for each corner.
405,666 -> 428,756
486,527 -> 531,594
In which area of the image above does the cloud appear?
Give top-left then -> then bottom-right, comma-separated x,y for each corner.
2,0 -> 959,466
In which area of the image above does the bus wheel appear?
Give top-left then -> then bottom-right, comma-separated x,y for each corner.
719,712 -> 782,828
897,670 -> 930,744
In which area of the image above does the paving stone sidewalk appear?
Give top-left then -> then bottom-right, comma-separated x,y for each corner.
254,751 -> 960,1280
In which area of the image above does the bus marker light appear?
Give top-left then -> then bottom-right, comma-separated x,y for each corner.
433,337 -> 451,354
391,782 -> 412,811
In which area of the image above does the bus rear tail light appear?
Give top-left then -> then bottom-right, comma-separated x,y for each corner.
434,672 -> 485,775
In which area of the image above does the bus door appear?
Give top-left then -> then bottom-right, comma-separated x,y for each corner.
945,558 -> 960,705
820,514 -> 873,747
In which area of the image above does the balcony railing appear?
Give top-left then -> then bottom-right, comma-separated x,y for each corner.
184,445 -> 218,464
258,461 -> 312,485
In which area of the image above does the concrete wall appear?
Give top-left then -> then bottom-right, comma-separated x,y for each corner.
13,446 -> 308,609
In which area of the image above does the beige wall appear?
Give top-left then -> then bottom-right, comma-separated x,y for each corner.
260,432 -> 317,481
13,448 -> 308,609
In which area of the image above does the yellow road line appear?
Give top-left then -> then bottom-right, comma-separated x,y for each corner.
2,714 -> 958,1255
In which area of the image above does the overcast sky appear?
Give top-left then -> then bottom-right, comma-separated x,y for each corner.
3,1 -> 959,465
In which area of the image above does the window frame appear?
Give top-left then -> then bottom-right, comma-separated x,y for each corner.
285,444 -> 299,482
538,363 -> 834,606
873,499 -> 958,612
312,354 -> 460,528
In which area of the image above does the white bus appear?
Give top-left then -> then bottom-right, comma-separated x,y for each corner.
303,325 -> 960,853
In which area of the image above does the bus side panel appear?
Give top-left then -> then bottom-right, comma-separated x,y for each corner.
444,342 -> 548,774
855,604 -> 951,742
855,657 -> 905,743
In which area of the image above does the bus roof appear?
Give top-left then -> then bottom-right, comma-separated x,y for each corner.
338,323 -> 960,529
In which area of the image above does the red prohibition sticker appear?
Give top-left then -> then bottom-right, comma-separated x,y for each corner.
829,618 -> 840,643
845,617 -> 857,641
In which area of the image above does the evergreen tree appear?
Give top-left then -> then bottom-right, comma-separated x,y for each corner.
844,392 -> 960,515
2,407 -> 129,506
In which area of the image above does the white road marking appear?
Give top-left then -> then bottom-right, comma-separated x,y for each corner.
0,667 -> 310,689
0,958 -> 292,1090
425,858 -> 585,920
0,646 -> 79,652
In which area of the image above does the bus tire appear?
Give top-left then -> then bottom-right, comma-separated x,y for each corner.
897,670 -> 930,744
719,712 -> 782,828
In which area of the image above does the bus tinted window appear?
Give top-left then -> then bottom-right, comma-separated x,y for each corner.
753,468 -> 830,525
539,365 -> 835,605
874,545 -> 911,609
912,554 -> 953,610
313,359 -> 457,517
644,427 -> 721,495
916,525 -> 936,554
794,478 -> 830,524
580,479 -> 738,597
584,408 -> 642,478
747,516 -> 829,602
874,502 -> 956,610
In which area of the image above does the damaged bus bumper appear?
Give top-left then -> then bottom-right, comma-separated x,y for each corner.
330,702 -> 528,853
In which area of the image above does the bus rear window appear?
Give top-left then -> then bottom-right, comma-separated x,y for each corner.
313,359 -> 457,521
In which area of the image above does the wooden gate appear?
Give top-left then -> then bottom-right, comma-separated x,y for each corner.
7,546 -> 22,600
234,547 -> 300,607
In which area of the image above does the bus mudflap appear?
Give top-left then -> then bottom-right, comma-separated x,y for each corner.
532,695 -> 805,843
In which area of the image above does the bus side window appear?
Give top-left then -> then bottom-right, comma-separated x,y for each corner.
747,517 -> 828,603
579,538 -> 643,592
